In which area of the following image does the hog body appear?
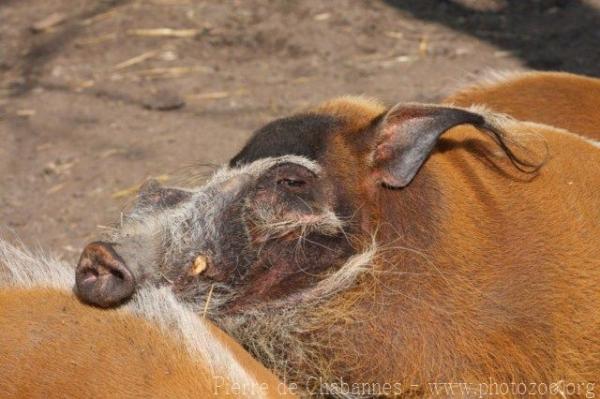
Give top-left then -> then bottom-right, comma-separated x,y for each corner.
0,240 -> 295,399
78,72 -> 600,397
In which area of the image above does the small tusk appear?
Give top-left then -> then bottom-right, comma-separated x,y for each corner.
189,255 -> 207,276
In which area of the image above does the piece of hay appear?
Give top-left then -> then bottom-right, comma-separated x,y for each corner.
114,51 -> 157,70
31,12 -> 67,33
127,28 -> 199,38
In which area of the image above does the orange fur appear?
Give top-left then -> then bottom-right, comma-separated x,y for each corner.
370,120 -> 600,386
299,88 -> 600,394
315,96 -> 385,132
0,287 -> 295,399
444,71 -> 600,140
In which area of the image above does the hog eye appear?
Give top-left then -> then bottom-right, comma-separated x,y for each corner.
268,162 -> 316,190
277,177 -> 306,188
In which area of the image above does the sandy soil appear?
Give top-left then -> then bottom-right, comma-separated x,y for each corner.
1,0 -> 599,263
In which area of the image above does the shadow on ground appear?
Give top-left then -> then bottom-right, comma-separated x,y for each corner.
7,0 -> 132,96
383,0 -> 600,76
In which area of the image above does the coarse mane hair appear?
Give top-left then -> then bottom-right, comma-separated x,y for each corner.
216,244 -> 380,398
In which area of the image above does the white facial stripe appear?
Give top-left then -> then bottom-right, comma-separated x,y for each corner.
199,155 -> 321,189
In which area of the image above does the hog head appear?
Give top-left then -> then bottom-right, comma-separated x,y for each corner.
76,101 -> 535,311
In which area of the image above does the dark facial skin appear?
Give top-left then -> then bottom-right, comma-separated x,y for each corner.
214,113 -> 361,307
169,160 -> 356,311
230,163 -> 354,307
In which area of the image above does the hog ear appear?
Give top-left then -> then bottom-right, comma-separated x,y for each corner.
371,103 -> 484,188
135,179 -> 192,209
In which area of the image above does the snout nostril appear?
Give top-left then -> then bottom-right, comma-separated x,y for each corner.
78,266 -> 99,285
75,241 -> 136,308
110,268 -> 125,280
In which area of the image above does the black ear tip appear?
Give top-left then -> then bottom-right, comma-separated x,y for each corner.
444,107 -> 485,127
470,111 -> 486,126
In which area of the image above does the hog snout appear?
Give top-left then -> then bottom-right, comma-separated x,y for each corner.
75,241 -> 136,308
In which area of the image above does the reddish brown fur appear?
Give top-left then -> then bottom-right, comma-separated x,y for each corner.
444,71 -> 600,140
294,87 -> 600,393
0,287 -> 295,399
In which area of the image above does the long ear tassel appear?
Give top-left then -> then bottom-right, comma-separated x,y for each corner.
478,120 -> 548,174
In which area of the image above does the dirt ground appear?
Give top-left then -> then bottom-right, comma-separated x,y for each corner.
1,0 -> 599,264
